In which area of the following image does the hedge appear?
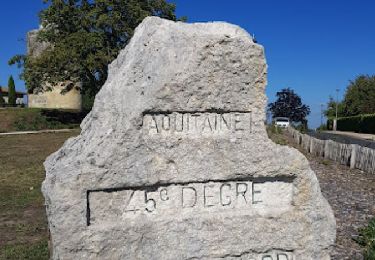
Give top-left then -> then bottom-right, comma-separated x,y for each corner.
326,119 -> 334,130
361,114 -> 375,134
327,114 -> 375,134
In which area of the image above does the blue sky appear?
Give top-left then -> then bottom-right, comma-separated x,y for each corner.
1,1 -> 374,128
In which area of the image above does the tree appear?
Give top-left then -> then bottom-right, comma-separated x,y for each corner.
324,74 -> 375,118
324,96 -> 345,118
8,76 -> 16,107
0,88 -> 5,107
268,88 -> 310,124
9,0 -> 183,110
342,75 -> 375,116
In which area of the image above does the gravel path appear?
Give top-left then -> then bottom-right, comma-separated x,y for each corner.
284,133 -> 375,260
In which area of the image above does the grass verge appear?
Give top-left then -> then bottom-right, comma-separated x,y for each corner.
355,218 -> 375,260
0,130 -> 79,259
266,125 -> 288,145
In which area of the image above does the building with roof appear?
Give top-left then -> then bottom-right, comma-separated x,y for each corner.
0,86 -> 26,106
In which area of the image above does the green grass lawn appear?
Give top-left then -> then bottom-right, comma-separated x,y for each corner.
0,130 -> 79,259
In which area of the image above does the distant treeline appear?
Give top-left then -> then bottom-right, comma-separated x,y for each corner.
325,74 -> 375,118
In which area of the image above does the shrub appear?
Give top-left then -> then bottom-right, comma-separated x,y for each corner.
361,114 -> 375,134
14,113 -> 54,131
337,116 -> 361,132
267,124 -> 283,135
13,109 -> 83,131
326,119 -> 333,130
355,218 -> 375,260
336,114 -> 375,134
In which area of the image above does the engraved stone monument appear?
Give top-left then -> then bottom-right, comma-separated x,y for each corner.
43,17 -> 336,259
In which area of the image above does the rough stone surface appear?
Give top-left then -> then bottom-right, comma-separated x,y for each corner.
42,17 -> 336,259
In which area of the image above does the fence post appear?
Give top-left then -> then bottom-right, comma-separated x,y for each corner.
324,140 -> 330,159
350,144 -> 358,169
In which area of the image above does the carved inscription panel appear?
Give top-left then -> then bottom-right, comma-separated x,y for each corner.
143,112 -> 252,136
88,178 -> 293,225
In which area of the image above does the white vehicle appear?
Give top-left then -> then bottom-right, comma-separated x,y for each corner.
274,117 -> 290,128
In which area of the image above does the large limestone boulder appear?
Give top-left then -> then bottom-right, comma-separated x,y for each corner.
43,17 -> 336,259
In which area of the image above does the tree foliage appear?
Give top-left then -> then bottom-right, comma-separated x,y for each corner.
324,96 -> 345,118
324,74 -> 375,118
10,0 -> 182,110
268,88 -> 310,124
343,75 -> 375,116
8,76 -> 16,107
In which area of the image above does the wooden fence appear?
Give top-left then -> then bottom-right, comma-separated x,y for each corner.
287,127 -> 375,174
